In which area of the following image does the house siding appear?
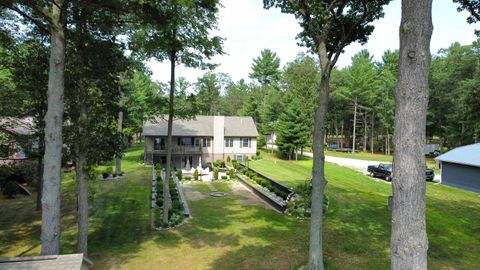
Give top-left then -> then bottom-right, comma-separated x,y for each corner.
441,162 -> 480,193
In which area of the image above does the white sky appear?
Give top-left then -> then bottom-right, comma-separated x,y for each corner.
147,0 -> 478,84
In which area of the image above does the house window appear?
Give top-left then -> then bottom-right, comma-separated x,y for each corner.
234,154 -> 244,162
154,138 -> 165,150
178,137 -> 194,146
240,138 -> 250,148
203,138 -> 211,147
225,138 -> 233,147
195,138 -> 201,147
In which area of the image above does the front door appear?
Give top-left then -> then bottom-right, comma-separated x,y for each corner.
181,156 -> 193,168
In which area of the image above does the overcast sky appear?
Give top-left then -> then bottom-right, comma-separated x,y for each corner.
147,0 -> 478,84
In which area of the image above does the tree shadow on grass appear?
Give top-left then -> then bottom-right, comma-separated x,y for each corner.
426,196 -> 480,269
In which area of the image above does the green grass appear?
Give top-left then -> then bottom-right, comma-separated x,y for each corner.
249,150 -> 480,269
0,145 -> 309,269
2,145 -> 478,269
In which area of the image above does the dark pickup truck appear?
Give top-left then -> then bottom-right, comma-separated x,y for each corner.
367,163 -> 435,181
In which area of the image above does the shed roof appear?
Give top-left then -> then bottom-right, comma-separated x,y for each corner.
0,117 -> 36,136
0,254 -> 92,270
435,143 -> 480,168
143,116 -> 259,137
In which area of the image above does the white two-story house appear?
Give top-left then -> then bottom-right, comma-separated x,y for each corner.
143,116 -> 259,168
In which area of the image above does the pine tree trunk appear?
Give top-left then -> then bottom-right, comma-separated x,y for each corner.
164,51 -> 176,225
41,0 -> 65,255
363,112 -> 367,152
115,93 -> 125,175
391,0 -> 432,268
75,105 -> 88,255
308,43 -> 331,269
340,121 -> 344,148
352,97 -> 357,153
371,112 -> 374,154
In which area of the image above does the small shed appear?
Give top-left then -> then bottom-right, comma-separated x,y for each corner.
0,254 -> 92,270
435,143 -> 480,192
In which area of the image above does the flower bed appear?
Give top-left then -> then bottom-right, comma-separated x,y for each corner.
237,174 -> 287,212
154,171 -> 188,228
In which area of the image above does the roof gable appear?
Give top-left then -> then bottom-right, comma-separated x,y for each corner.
435,143 -> 480,168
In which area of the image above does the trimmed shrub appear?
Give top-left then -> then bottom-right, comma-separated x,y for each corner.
221,175 -> 228,180
184,176 -> 192,181
226,156 -> 231,163
214,160 -> 225,168
228,169 -> 235,179
193,169 -> 199,181
256,150 -> 260,156
3,181 -> 19,198
177,170 -> 183,181
213,167 -> 219,180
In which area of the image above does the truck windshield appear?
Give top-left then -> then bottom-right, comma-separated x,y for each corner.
384,164 -> 393,171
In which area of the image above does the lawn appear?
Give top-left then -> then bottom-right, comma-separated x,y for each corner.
248,150 -> 480,269
0,145 -> 310,269
1,146 -> 478,269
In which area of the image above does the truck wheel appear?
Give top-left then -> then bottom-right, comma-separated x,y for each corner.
385,176 -> 392,182
369,171 -> 374,177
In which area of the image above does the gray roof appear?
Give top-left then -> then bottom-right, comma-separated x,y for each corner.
224,116 -> 258,137
0,254 -> 92,270
143,116 -> 258,137
435,143 -> 480,168
0,117 -> 35,136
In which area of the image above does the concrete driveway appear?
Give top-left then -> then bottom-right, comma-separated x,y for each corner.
277,146 -> 441,183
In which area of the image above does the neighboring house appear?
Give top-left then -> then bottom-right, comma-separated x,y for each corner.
435,143 -> 480,192
0,117 -> 37,163
0,254 -> 92,270
143,116 -> 259,168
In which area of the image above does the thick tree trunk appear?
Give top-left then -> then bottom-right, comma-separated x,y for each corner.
352,97 -> 357,153
391,0 -> 432,269
41,0 -> 65,255
163,52 -> 176,225
76,105 -> 88,255
308,55 -> 330,269
115,94 -> 125,175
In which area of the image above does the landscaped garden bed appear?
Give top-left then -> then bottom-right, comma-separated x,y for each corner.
153,168 -> 191,229
233,160 -> 294,212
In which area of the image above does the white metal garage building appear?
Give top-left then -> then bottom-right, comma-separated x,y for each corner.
435,143 -> 480,192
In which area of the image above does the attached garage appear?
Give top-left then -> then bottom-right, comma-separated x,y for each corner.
435,143 -> 480,192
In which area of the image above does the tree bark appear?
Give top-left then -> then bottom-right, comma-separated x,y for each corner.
363,112 -> 367,152
115,93 -> 125,175
163,51 -> 176,225
352,96 -> 357,153
41,0 -> 65,255
75,104 -> 88,255
391,0 -> 432,269
308,41 -> 331,270
36,133 -> 45,211
371,112 -> 374,154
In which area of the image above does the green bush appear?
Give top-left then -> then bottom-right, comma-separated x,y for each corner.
3,181 -> 19,198
213,167 -> 219,180
226,156 -> 231,163
193,169 -> 199,181
221,175 -> 228,180
105,166 -> 113,175
228,169 -> 235,179
214,160 -> 225,168
184,176 -> 192,181
177,170 -> 183,181
256,150 -> 260,156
